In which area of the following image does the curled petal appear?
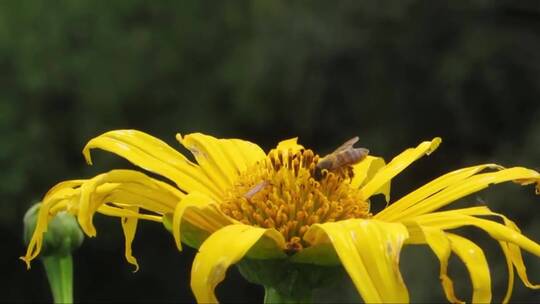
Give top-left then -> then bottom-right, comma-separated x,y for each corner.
412,210 -> 540,291
447,234 -> 492,303
78,169 -> 182,236
412,211 -> 540,255
21,187 -> 80,268
499,241 -> 516,303
171,192 -> 233,251
304,219 -> 409,303
120,205 -> 140,272
406,224 -> 463,303
190,225 -> 283,303
22,170 -> 182,268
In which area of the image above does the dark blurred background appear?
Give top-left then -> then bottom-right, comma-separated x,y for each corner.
3,0 -> 540,302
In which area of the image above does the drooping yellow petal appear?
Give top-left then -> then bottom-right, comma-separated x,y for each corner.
479,211 -> 540,292
499,241 -> 516,304
392,167 -> 540,220
408,206 -> 539,298
360,138 -> 441,200
190,225 -> 281,303
120,206 -> 140,271
351,156 -> 390,202
376,163 -> 503,221
22,187 -> 80,268
83,130 -> 222,199
177,133 -> 266,191
406,223 -> 463,303
78,170 -> 183,236
412,211 -> 540,259
495,219 -> 540,291
171,192 -> 233,251
447,233 -> 492,303
303,219 -> 409,303
22,170 -> 183,268
44,179 -> 85,199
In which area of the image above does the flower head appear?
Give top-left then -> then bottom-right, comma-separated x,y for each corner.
23,130 -> 540,303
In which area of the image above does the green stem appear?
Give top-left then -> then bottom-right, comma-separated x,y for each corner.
41,254 -> 73,303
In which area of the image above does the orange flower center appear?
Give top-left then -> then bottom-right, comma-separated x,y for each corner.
220,148 -> 371,253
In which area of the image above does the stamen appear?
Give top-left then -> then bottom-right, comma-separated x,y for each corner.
221,148 -> 371,252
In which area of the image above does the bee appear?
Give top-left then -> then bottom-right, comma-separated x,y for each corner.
315,136 -> 369,180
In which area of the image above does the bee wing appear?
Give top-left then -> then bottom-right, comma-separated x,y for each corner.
331,136 -> 360,154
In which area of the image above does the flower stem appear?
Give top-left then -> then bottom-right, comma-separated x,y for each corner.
41,254 -> 73,303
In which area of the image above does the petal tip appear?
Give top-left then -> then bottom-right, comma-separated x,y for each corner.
82,146 -> 94,165
19,256 -> 32,270
427,137 -> 442,155
175,133 -> 183,143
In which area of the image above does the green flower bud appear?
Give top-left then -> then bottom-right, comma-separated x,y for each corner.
23,203 -> 84,257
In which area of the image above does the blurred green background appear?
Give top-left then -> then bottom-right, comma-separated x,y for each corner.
3,0 -> 540,302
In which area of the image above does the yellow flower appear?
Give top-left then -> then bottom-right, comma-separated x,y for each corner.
23,130 -> 540,303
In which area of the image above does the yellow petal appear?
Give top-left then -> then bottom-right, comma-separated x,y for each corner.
99,183 -> 176,213
409,206 -> 540,297
405,223 -> 463,303
376,163 -> 503,221
178,133 -> 266,191
412,211 -> 540,260
304,219 -> 409,303
392,167 -> 540,220
120,206 -> 139,271
351,156 -> 390,202
78,169 -> 182,236
447,233 -> 492,303
494,217 -> 540,291
97,204 -> 162,222
83,129 -> 222,199
44,179 -> 85,199
499,241 -> 515,304
360,138 -> 441,200
22,186 -> 80,267
190,225 -> 278,303
171,192 -> 233,251
275,137 -> 304,152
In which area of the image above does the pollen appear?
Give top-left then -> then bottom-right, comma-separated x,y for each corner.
220,148 -> 371,253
